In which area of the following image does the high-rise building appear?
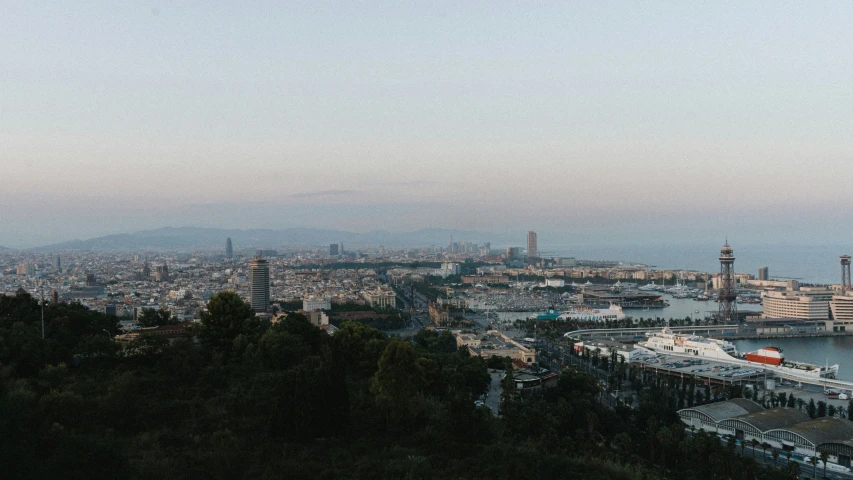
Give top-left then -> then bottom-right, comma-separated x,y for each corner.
330,243 -> 339,256
225,238 -> 233,260
55,255 -> 61,271
758,266 -> 769,281
505,247 -> 521,262
717,242 -> 737,323
527,231 -> 538,259
248,256 -> 270,312
86,273 -> 97,286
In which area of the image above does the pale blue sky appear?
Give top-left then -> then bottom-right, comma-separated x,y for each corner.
2,2 -> 852,247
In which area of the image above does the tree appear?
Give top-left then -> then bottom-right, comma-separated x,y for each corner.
371,339 -> 423,430
137,307 -> 177,328
197,291 -> 260,358
810,455 -> 818,478
771,448 -> 779,466
760,442 -> 770,462
820,451 -> 829,479
749,438 -> 759,459
808,398 -> 817,418
818,400 -> 827,418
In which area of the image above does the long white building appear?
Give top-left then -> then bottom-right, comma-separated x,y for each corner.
829,293 -> 853,332
760,289 -> 832,320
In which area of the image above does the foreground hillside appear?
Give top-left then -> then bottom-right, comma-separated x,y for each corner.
0,291 -> 788,479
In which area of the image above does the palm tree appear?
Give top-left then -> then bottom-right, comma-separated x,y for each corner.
810,455 -> 819,479
749,438 -> 759,459
726,435 -> 736,452
761,442 -> 770,461
820,451 -> 829,479
771,448 -> 779,466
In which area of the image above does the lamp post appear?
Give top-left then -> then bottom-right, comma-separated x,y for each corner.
40,280 -> 45,339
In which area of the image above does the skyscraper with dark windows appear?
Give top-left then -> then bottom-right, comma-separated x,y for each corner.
330,243 -> 339,256
527,231 -> 538,260
225,238 -> 233,260
249,256 -> 270,312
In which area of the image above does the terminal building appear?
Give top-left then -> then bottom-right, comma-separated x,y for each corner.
678,399 -> 853,467
760,288 -> 833,321
829,293 -> 853,332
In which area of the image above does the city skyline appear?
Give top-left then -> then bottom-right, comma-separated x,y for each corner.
3,3 -> 853,247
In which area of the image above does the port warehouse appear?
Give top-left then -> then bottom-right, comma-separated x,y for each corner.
679,398 -> 853,467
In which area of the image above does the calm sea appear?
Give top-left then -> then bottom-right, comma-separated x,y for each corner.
543,243 -> 852,285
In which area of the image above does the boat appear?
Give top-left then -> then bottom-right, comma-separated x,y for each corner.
639,281 -> 659,292
531,305 -> 626,323
638,327 -> 840,379
744,347 -> 783,365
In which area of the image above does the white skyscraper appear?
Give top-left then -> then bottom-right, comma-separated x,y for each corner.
248,256 -> 270,312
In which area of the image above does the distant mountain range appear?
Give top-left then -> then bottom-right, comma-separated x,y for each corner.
29,227 -> 513,252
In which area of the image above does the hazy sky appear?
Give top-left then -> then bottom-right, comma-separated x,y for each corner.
2,2 -> 853,248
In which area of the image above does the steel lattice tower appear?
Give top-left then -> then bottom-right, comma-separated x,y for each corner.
718,242 -> 738,323
841,255 -> 851,294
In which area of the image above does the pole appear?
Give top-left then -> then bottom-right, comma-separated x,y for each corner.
40,281 -> 45,339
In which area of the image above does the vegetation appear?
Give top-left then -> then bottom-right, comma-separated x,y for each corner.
0,291 -> 791,479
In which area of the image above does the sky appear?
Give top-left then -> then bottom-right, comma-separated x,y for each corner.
2,2 -> 853,248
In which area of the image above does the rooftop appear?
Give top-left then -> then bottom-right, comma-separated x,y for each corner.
680,398 -> 764,422
782,417 -> 853,446
726,407 -> 811,432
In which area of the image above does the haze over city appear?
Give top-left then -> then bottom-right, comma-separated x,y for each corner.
3,2 -> 853,248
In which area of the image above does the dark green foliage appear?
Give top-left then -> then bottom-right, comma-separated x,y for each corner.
137,307 -> 178,327
0,290 -> 789,479
197,291 -> 260,358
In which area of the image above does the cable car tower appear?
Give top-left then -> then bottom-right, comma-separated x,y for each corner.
718,241 -> 737,323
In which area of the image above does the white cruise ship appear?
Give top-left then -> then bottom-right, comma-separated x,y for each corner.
640,325 -> 738,359
530,305 -> 626,323
639,326 -> 839,379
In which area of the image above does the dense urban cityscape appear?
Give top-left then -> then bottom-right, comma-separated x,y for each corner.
5,229 -> 853,478
5,2 -> 853,479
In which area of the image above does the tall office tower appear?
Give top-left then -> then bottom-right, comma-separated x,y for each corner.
527,231 -> 538,259
248,256 -> 270,312
330,243 -> 339,256
841,255 -> 851,294
55,255 -> 61,271
758,266 -> 769,281
142,260 -> 151,279
225,238 -> 233,260
51,290 -> 59,304
717,242 -> 738,323
86,273 -> 97,286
